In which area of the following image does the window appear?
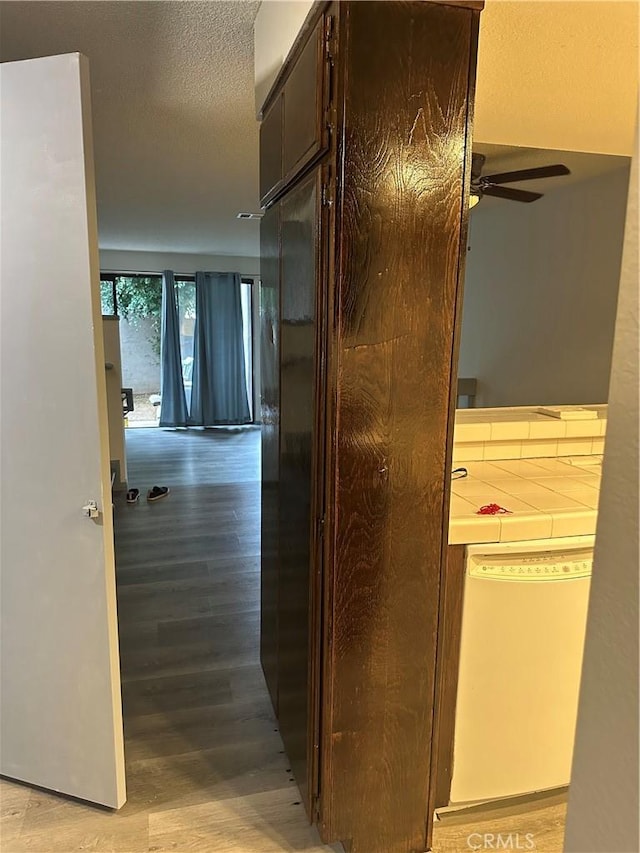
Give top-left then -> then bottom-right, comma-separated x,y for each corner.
240,278 -> 254,419
100,271 -> 256,424
100,275 -> 117,315
175,277 -> 196,408
100,274 -> 163,426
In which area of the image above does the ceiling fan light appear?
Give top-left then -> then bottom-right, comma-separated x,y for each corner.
469,192 -> 481,209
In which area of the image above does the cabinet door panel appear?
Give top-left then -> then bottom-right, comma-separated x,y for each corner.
260,95 -> 283,206
260,202 -> 281,710
283,19 -> 323,182
278,169 -> 321,811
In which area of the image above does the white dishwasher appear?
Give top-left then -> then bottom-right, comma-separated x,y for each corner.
449,535 -> 594,806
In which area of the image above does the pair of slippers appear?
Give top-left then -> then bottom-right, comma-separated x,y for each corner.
126,486 -> 170,504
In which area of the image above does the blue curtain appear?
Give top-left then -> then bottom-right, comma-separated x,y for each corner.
190,272 -> 251,426
159,270 -> 189,427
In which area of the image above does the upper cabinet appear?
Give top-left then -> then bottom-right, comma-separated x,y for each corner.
259,16 -> 328,207
259,95 -> 283,205
282,19 -> 324,180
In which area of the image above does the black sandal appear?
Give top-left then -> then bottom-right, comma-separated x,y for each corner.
126,488 -> 139,504
147,486 -> 170,502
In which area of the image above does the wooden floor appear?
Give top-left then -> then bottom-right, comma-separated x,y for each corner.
0,428 -> 569,852
0,428 -> 339,853
431,796 -> 567,852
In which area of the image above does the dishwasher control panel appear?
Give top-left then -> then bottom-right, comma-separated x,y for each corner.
468,549 -> 593,581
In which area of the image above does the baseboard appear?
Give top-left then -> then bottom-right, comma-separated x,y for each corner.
435,787 -> 569,826
110,460 -> 127,492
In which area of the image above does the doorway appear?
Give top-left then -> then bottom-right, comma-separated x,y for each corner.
104,270 -> 332,848
109,426 -> 341,850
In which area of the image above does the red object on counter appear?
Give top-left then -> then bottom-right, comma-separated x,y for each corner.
476,503 -> 512,515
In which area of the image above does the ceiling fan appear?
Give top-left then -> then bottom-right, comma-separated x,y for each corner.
470,154 -> 571,207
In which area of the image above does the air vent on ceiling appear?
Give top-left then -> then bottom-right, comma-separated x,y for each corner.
236,212 -> 264,220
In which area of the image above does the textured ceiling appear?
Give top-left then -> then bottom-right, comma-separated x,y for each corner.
3,3 -> 632,255
475,1 -> 638,158
0,1 -> 261,257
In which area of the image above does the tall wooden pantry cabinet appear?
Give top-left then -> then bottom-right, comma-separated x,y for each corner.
259,3 -> 483,851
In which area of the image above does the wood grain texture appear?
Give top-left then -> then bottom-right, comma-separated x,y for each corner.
261,203 -> 281,712
430,545 -> 467,810
278,169 -> 322,815
321,3 -> 475,851
258,2 -> 480,849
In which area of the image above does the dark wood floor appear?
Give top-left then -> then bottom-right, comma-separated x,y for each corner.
0,428 -> 338,852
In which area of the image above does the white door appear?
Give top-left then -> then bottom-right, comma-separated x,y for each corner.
0,54 -> 126,808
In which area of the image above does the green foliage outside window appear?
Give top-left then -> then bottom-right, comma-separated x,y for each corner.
100,281 -> 116,314
100,275 -> 195,356
116,276 -> 163,320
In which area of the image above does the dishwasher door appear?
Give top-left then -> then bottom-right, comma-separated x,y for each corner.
449,535 -> 594,805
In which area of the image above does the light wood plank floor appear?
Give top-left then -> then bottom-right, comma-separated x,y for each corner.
0,427 -> 339,853
432,796 -> 567,853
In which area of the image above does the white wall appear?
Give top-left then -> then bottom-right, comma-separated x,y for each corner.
254,0 -> 314,113
253,1 -> 639,155
458,167 -> 630,407
99,249 -> 259,277
564,127 -> 639,852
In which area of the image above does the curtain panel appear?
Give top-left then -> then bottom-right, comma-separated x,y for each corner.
159,270 -> 189,427
189,272 -> 251,426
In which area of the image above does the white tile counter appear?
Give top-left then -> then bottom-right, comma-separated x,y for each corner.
453,405 -> 606,462
448,456 -> 602,545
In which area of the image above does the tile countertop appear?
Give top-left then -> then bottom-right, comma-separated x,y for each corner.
448,456 -> 602,545
452,405 -> 607,462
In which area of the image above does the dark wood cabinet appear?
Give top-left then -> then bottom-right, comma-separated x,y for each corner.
259,200 -> 280,711
260,169 -> 326,809
259,16 -> 328,207
277,168 -> 323,811
259,95 -> 283,208
259,3 -> 482,851
282,19 -> 325,181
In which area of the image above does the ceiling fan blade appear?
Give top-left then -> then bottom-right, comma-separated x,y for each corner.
483,164 -> 571,184
482,185 -> 543,203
